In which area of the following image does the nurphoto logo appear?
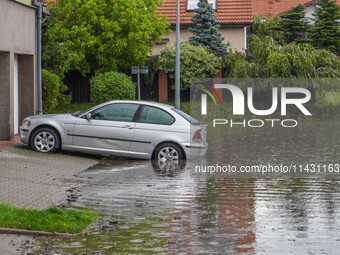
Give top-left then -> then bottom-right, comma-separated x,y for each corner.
199,83 -> 312,128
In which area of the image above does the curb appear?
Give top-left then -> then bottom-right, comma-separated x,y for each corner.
0,135 -> 21,148
0,227 -> 76,237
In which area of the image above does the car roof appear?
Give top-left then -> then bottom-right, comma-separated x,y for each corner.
105,100 -> 175,110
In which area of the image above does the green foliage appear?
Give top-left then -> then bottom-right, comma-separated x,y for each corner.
144,56 -> 161,87
42,18 -> 71,78
41,69 -> 71,113
224,52 -> 254,78
188,0 -> 227,55
252,15 -> 285,44
311,0 -> 340,53
266,43 -> 318,78
43,0 -> 170,75
0,203 -> 96,233
90,72 -> 136,104
313,50 -> 340,77
273,4 -> 311,44
160,42 -> 222,91
224,37 -> 340,93
248,34 -> 278,68
50,102 -> 95,114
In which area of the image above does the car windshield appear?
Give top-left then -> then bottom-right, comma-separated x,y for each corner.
72,106 -> 96,117
171,108 -> 200,125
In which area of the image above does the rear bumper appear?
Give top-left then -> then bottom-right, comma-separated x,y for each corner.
182,143 -> 208,159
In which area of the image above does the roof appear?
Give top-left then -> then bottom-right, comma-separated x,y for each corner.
157,0 -> 253,25
253,0 -> 340,17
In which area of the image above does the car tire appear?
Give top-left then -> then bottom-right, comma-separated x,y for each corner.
155,143 -> 184,163
30,127 -> 60,153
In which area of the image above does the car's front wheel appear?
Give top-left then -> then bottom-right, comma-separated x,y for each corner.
30,127 -> 60,153
155,143 -> 183,163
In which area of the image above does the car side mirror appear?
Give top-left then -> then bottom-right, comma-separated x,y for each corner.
86,113 -> 92,120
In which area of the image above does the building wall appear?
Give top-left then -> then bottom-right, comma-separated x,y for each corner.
305,4 -> 316,23
152,26 -> 246,55
0,0 -> 36,140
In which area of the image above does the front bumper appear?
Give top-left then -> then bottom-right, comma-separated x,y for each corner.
19,126 -> 30,144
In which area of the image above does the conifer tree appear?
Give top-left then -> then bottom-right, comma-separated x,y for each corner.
274,3 -> 311,44
188,0 -> 227,55
311,0 -> 340,53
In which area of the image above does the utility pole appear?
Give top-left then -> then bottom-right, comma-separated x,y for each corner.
175,0 -> 181,109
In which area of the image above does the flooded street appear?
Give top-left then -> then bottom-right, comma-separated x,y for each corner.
44,122 -> 340,254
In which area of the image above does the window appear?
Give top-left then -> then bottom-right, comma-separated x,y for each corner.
187,0 -> 216,11
138,106 -> 175,125
172,108 -> 200,125
300,17 -> 310,23
91,103 -> 139,122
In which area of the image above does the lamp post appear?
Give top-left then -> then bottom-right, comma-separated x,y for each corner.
175,0 -> 180,109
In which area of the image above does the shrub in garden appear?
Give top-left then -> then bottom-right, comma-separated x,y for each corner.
90,72 -> 136,104
160,42 -> 222,91
42,69 -> 70,113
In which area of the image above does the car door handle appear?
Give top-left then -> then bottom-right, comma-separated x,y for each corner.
123,125 -> 134,129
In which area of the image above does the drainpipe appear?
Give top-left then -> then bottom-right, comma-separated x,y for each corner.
32,0 -> 43,115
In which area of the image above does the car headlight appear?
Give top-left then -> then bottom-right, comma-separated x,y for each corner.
23,119 -> 31,126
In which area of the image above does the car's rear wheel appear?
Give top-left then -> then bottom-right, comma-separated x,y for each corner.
155,143 -> 183,163
30,127 -> 60,153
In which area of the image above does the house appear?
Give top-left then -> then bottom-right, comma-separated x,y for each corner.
155,0 -> 252,102
155,0 -> 340,55
154,0 -> 253,55
0,0 -> 40,141
253,0 -> 340,21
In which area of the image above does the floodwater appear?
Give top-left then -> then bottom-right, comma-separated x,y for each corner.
44,122 -> 340,254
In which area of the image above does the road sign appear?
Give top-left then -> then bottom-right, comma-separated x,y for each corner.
132,66 -> 148,74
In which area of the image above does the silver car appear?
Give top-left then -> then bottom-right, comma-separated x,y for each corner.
20,101 -> 208,161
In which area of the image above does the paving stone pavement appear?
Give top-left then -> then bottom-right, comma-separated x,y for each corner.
0,144 -> 99,255
0,234 -> 36,255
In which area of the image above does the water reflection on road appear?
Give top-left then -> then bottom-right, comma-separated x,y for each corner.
47,122 -> 340,254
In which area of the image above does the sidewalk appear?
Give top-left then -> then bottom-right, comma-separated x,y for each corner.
0,144 -> 99,254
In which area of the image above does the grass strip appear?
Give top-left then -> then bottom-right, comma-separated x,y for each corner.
0,204 -> 96,234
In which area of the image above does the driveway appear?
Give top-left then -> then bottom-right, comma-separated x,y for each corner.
0,144 -> 99,255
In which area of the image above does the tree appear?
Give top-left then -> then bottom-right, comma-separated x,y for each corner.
43,0 -> 169,75
225,36 -> 340,80
273,4 -> 311,44
252,15 -> 285,45
160,42 -> 222,90
188,0 -> 227,55
41,69 -> 71,113
311,0 -> 340,53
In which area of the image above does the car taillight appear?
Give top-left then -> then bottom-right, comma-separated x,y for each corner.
193,129 -> 202,142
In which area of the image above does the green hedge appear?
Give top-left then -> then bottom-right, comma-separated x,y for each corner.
42,69 -> 70,113
90,72 -> 136,104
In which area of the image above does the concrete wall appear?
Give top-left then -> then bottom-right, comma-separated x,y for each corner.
153,26 -> 246,55
0,0 -> 36,140
0,52 -> 11,140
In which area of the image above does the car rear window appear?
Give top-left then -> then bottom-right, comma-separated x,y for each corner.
139,106 -> 175,125
172,108 -> 200,125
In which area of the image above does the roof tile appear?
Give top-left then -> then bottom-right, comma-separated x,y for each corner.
253,0 -> 340,17
157,0 -> 253,25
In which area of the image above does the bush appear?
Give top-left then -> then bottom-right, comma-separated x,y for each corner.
42,69 -> 70,113
90,72 -> 136,104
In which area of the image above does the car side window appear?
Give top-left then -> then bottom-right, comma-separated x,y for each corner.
91,103 -> 139,122
139,106 -> 175,125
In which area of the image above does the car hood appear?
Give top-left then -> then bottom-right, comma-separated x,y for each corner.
27,114 -> 74,120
